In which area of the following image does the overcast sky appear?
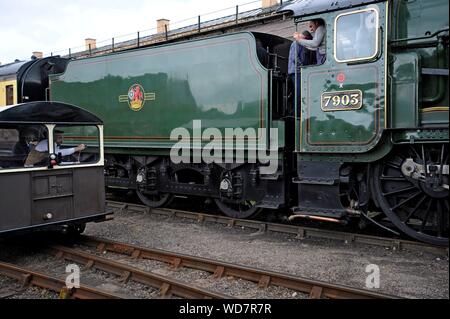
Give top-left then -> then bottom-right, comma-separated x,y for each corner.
0,0 -> 262,64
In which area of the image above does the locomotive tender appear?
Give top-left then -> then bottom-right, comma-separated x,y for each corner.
1,0 -> 448,245
49,31 -> 294,220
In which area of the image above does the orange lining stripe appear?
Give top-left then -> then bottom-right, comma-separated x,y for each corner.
421,106 -> 449,113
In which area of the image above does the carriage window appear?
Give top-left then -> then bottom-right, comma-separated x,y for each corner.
53,125 -> 100,166
0,124 -> 48,170
335,9 -> 379,62
6,85 -> 14,105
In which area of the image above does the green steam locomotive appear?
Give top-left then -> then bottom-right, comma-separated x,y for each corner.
2,0 -> 447,245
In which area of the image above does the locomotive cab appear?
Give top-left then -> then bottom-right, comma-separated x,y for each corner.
280,0 -> 449,246
0,101 -> 108,236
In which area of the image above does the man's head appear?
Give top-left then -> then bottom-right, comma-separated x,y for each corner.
54,129 -> 64,146
308,19 -> 324,33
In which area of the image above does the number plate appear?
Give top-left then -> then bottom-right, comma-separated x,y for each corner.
321,90 -> 363,111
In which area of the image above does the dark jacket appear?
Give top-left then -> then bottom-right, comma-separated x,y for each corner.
288,42 -> 316,74
12,140 -> 32,164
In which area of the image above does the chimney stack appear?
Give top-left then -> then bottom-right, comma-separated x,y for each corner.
32,51 -> 43,59
262,0 -> 278,8
157,19 -> 170,34
85,38 -> 97,51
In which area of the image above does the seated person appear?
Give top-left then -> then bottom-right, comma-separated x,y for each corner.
294,19 -> 326,65
13,128 -> 38,164
25,130 -> 86,167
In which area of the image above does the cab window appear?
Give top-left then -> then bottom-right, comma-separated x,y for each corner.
335,9 -> 379,62
294,19 -> 327,67
53,125 -> 100,166
0,124 -> 48,170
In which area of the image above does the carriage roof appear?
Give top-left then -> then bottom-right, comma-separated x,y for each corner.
0,101 -> 103,125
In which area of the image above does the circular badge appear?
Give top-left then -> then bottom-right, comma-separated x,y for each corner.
127,84 -> 145,111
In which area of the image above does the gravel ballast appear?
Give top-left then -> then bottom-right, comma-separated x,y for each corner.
1,203 -> 448,299
84,205 -> 448,299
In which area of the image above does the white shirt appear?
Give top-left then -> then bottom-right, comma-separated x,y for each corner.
35,139 -> 76,157
298,25 -> 326,55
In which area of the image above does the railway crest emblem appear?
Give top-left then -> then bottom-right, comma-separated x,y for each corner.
119,84 -> 156,112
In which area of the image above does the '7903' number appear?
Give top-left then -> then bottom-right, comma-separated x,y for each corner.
321,90 -> 363,111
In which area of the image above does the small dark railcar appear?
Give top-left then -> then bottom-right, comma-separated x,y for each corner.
0,101 -> 108,235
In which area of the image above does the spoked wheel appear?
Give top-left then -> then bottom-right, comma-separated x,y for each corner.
214,198 -> 262,219
372,144 -> 449,246
136,188 -> 173,208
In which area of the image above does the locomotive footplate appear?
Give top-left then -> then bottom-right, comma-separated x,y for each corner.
293,161 -> 347,218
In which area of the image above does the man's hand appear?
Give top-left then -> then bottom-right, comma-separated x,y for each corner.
75,144 -> 86,152
293,32 -> 302,41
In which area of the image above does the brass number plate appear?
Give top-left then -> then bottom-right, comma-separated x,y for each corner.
321,90 -> 363,111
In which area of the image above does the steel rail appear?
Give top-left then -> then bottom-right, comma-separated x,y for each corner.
0,260 -> 121,299
49,245 -> 230,299
106,200 -> 449,256
76,235 -> 398,299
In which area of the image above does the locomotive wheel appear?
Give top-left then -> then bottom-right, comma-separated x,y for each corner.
214,198 -> 262,219
371,144 -> 449,246
137,189 -> 173,208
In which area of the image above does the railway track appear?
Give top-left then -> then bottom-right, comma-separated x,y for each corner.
0,233 -> 404,299
58,235 -> 398,299
106,200 -> 449,256
49,244 -> 230,299
1,200 -> 441,299
0,243 -> 230,299
0,261 -> 121,299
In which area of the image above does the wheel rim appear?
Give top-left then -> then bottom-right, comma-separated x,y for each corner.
136,189 -> 173,208
214,198 -> 262,219
372,145 -> 449,246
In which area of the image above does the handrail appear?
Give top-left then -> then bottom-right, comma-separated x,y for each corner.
389,27 -> 449,44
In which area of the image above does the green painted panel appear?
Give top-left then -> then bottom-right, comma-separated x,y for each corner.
298,3 -> 386,153
420,109 -> 449,127
390,52 -> 420,128
394,0 -> 449,108
50,32 -> 269,149
394,0 -> 449,40
302,66 -> 382,148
